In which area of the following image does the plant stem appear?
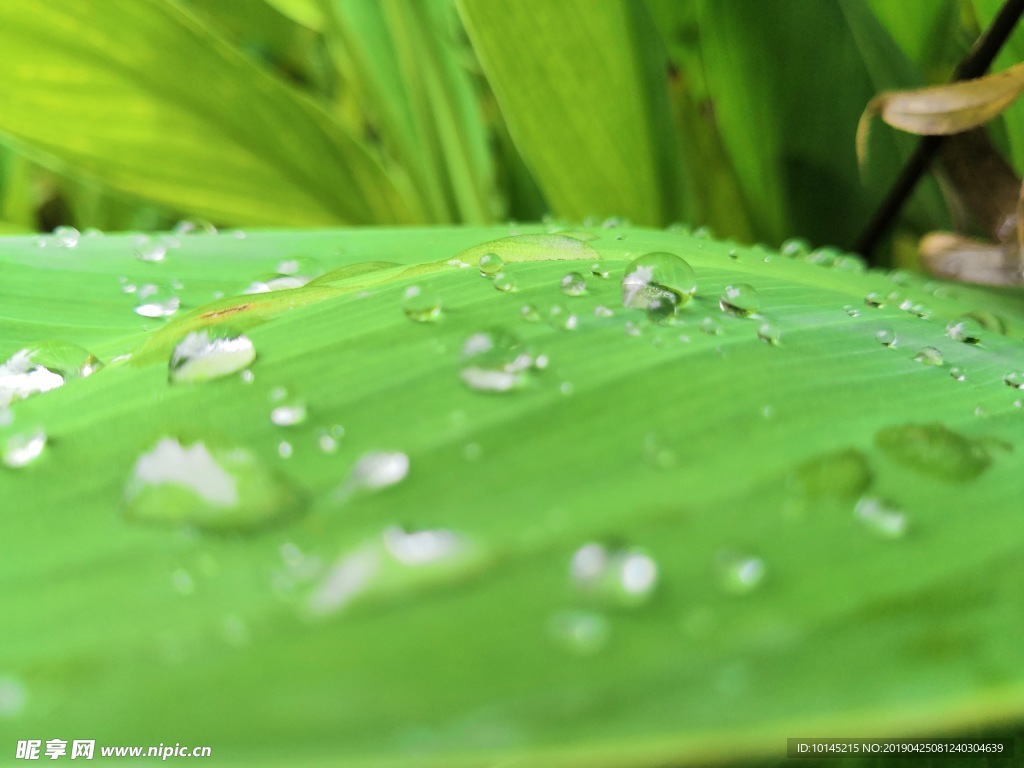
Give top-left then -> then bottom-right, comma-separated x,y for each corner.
853,0 -> 1024,261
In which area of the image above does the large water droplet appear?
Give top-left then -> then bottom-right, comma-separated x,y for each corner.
570,542 -> 658,607
401,284 -> 441,323
560,272 -> 587,297
478,252 -> 504,277
875,423 -> 991,481
460,329 -> 535,393
0,342 -> 102,406
123,437 -> 306,532
719,284 -> 760,317
621,252 -> 697,312
854,497 -> 907,539
305,526 -> 482,617
168,329 -> 256,384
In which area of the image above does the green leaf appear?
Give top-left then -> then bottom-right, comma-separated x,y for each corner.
457,0 -> 686,226
5,226 -> 1024,764
974,0 -> 1024,174
0,0 -> 416,226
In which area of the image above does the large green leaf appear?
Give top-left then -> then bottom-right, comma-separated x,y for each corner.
0,0 -> 416,226
457,0 -> 685,226
3,226 -> 1024,765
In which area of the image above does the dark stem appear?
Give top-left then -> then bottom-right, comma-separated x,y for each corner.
853,0 -> 1024,260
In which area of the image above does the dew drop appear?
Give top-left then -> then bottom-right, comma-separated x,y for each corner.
621,252 -> 697,311
645,293 -> 679,325
123,437 -> 306,532
945,316 -> 985,344
1,427 -> 47,469
757,321 -> 781,345
913,347 -> 944,366
344,451 -> 409,494
520,304 -> 541,323
844,305 -> 861,318
874,423 -> 990,481
401,284 -> 441,323
854,497 -> 907,539
0,342 -> 102,406
570,542 -> 658,607
171,568 -> 195,596
478,252 -> 504,277
278,441 -> 293,459
1004,371 -> 1024,389
548,304 -> 578,331
134,283 -> 181,318
134,235 -> 167,263
172,219 -> 217,236
459,329 -> 535,393
594,305 -> 614,319
168,329 -> 256,384
780,238 -> 810,258
950,366 -> 966,382
700,317 -> 721,335
53,225 -> 80,248
0,676 -> 26,718
716,551 -> 765,595
591,261 -> 609,279
875,329 -> 897,347
560,272 -> 587,297
493,272 -> 517,292
548,610 -> 610,655
719,284 -> 760,317
270,400 -> 308,427
642,432 -> 676,469
864,291 -> 886,308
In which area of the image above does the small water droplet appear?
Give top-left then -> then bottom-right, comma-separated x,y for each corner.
171,568 -> 195,596
123,437 -> 306,532
134,235 -> 167,262
875,329 -> 897,347
594,305 -> 614,318
875,423 -> 990,481
52,225 -> 80,248
864,291 -> 886,308
719,284 -> 760,317
548,610 -> 610,655
591,261 -> 609,278
168,330 -> 256,384
270,399 -> 308,427
1,426 -> 47,468
520,304 -> 541,322
172,219 -> 217,236
621,252 -> 697,312
345,451 -> 409,493
757,321 -> 780,345
642,432 -> 676,469
478,252 -> 504,277
844,304 -> 861,318
700,317 -> 721,335
134,283 -> 180,318
570,542 -> 658,607
854,497 -> 907,539
780,238 -> 810,258
0,676 -> 27,718
716,550 -> 765,595
1004,371 -> 1024,389
240,369 -> 255,384
560,272 -> 587,297
913,347 -> 944,366
493,272 -> 517,292
888,269 -> 910,285
278,441 -> 293,459
401,284 -> 441,322
460,329 -> 535,393
624,320 -> 642,337
945,316 -> 985,344
790,449 -> 872,501
548,304 -> 578,331
833,254 -> 867,273
950,366 -> 966,382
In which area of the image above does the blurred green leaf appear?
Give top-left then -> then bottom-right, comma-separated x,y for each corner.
0,0 -> 417,226
458,0 -> 685,226
974,0 -> 1024,174
263,0 -> 327,32
4,226 -> 1024,764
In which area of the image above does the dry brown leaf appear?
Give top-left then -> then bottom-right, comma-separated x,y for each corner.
919,231 -> 1023,285
857,61 -> 1024,167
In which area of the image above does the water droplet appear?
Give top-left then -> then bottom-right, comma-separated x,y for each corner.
805,247 -> 838,267
52,225 -> 80,248
875,329 -> 897,347
854,497 -> 907,539
645,293 -> 679,325
594,305 -> 614,319
0,676 -> 26,718
700,317 -> 721,335
844,305 -> 861,318
270,399 -> 308,427
278,441 -> 293,459
460,329 -> 535,393
757,321 -> 780,345
621,252 -> 697,311
134,235 -> 167,263
692,225 -> 712,239
276,256 -> 322,277
875,423 -> 990,481
864,291 -> 886,308
888,269 -> 910,285
642,432 -> 676,469
833,254 -> 867,273
171,568 -> 195,596
945,316 -> 985,344
950,366 -> 967,382
168,330 -> 256,384
591,261 -> 609,278
0,343 -> 102,406
624,320 -> 642,337
570,542 -> 658,607
790,449 -> 872,500
462,442 -> 483,461
123,437 -> 306,532
719,284 -> 760,317
172,219 -> 217,236
548,610 -> 610,655
133,283 -> 180,318
1004,371 -> 1024,389
520,304 -> 541,322
240,369 -> 255,384
493,272 -> 517,292
341,451 -> 409,495
913,347 -> 944,366
780,238 -> 810,258
401,284 -> 441,323
305,526 -> 482,617
716,550 -> 765,595
548,304 -> 578,331
1,427 -> 47,468
560,272 -> 587,297
478,252 -> 504,277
